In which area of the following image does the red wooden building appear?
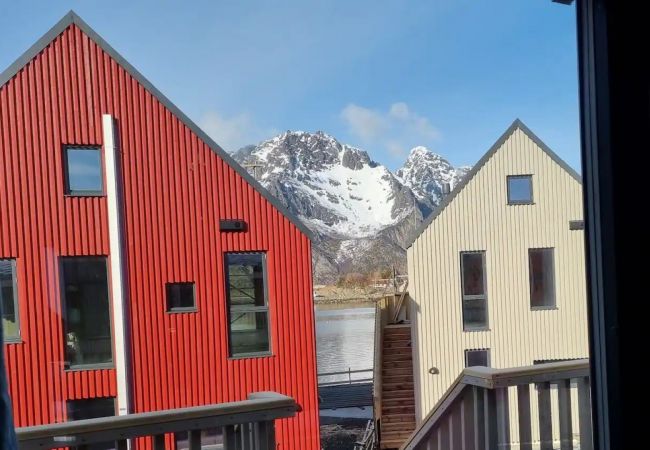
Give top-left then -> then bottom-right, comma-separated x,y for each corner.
0,11 -> 320,449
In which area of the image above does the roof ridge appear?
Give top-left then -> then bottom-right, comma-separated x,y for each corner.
0,11 -> 314,240
405,119 -> 582,248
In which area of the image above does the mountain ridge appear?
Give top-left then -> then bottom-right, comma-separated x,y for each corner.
233,131 -> 468,283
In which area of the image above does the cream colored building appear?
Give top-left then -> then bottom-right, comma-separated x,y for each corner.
406,120 -> 589,445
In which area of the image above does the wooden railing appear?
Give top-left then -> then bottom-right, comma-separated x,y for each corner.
373,297 -> 389,430
318,368 -> 374,386
16,392 -> 298,450
401,360 -> 592,450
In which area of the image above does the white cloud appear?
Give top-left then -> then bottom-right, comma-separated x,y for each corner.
199,111 -> 277,152
386,140 -> 406,157
340,102 -> 441,158
340,104 -> 387,141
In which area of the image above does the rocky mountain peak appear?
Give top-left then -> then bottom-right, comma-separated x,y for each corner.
232,132 -> 469,284
395,146 -> 465,212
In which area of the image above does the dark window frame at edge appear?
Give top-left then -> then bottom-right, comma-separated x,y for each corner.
165,282 -> 197,313
506,174 -> 534,205
224,252 -> 272,359
62,145 -> 106,197
60,256 -> 115,371
528,247 -> 558,310
460,251 -> 489,332
0,258 -> 21,343
576,1 -> 643,448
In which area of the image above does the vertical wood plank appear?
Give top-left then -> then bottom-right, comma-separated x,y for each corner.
537,382 -> 553,450
484,389 -> 498,450
558,380 -> 573,450
153,434 -> 165,450
473,387 -> 486,450
577,377 -> 593,450
256,421 -> 276,450
461,389 -> 476,450
188,429 -> 201,450
517,384 -> 533,450
438,415 -> 450,450
496,387 -> 510,449
223,425 -> 240,450
450,403 -> 463,449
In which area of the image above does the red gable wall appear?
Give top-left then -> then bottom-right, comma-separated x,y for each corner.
0,24 -> 319,449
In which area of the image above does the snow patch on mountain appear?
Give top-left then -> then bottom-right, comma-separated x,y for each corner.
232,131 -> 470,283
395,146 -> 468,212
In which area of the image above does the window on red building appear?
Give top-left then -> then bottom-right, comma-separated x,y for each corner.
225,253 -> 271,357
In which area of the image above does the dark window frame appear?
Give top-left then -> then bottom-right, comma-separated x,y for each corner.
460,251 -> 489,331
0,258 -> 20,343
63,145 -> 105,197
60,256 -> 114,371
66,396 -> 117,420
224,252 -> 272,359
465,348 -> 491,367
506,174 -> 534,205
528,248 -> 557,310
66,396 -> 116,450
165,282 -> 197,313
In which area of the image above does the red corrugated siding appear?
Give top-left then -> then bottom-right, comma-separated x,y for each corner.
0,24 -> 319,449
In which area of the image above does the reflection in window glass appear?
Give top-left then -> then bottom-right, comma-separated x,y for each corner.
225,253 -> 270,356
460,252 -> 488,330
461,253 -> 485,296
166,282 -> 196,311
507,175 -> 533,204
465,349 -> 490,367
61,257 -> 112,367
65,147 -> 103,195
529,248 -> 556,308
0,259 -> 20,341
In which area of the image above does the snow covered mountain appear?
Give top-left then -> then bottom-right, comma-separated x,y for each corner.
395,146 -> 470,215
233,131 -> 468,283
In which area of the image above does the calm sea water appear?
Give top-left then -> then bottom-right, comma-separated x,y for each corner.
315,303 -> 375,384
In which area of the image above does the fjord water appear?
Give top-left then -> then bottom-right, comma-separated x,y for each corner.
315,303 -> 375,384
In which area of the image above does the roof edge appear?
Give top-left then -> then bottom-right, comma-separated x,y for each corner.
0,11 -> 315,241
406,119 -> 582,249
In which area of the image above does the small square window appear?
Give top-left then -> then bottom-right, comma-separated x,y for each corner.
166,282 -> 196,312
507,175 -> 533,204
465,349 -> 490,367
64,146 -> 104,195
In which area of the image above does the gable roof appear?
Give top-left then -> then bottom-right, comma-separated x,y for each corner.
406,119 -> 582,249
0,11 -> 314,240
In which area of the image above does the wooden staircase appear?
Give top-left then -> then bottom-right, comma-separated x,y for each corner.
378,324 -> 416,449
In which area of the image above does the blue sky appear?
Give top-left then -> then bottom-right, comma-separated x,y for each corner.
0,1 -> 580,171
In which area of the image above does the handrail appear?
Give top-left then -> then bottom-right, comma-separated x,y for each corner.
318,368 -> 373,377
462,359 -> 589,388
372,298 -> 387,426
318,368 -> 374,386
17,392 -> 298,450
391,280 -> 409,323
400,360 -> 591,450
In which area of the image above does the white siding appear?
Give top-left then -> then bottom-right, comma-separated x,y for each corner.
407,126 -> 589,445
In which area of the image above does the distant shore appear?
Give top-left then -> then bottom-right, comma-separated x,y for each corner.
313,284 -> 393,306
